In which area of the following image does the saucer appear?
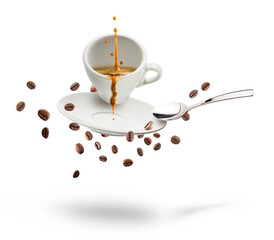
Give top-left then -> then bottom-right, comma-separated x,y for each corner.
57,92 -> 166,136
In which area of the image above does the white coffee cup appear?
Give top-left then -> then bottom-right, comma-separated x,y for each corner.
83,34 -> 162,104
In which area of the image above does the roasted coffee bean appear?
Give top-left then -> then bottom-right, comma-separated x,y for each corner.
126,131 -> 134,142
70,82 -> 80,91
123,159 -> 133,167
101,134 -> 109,137
137,147 -> 143,156
64,103 -> 75,111
38,109 -> 50,121
85,131 -> 93,140
182,112 -> 190,121
75,143 -> 84,154
189,89 -> 198,98
95,141 -> 101,150
111,145 -> 118,154
16,101 -> 25,112
90,85 -> 98,92
99,155 -> 107,162
137,135 -> 144,138
153,133 -> 160,138
41,127 -> 49,139
153,143 -> 161,151
171,136 -> 180,144
73,170 -> 80,178
26,81 -> 36,90
201,82 -> 210,91
144,121 -> 154,130
69,122 -> 80,131
144,137 -> 152,145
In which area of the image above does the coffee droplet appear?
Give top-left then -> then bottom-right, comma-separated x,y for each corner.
85,131 -> 93,140
90,85 -> 97,92
38,109 -> 50,121
69,122 -> 80,131
201,82 -> 210,91
171,136 -> 180,144
99,155 -> 107,162
144,121 -> 154,130
126,131 -> 135,142
104,40 -> 108,44
112,145 -> 118,154
123,159 -> 133,167
73,170 -> 80,178
16,101 -> 25,112
70,82 -> 80,91
182,112 -> 190,121
137,147 -> 143,156
41,127 -> 49,139
27,81 -> 36,90
153,143 -> 161,151
75,143 -> 84,154
189,89 -> 198,98
64,103 -> 75,111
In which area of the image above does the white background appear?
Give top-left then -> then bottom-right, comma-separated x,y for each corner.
0,0 -> 273,239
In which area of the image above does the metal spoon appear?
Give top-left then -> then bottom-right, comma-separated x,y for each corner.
153,89 -> 254,121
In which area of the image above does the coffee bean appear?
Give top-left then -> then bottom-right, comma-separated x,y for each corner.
90,85 -> 98,92
126,131 -> 134,142
75,143 -> 84,154
101,134 -> 109,137
95,141 -> 101,150
16,101 -> 25,112
26,81 -> 36,90
111,145 -> 118,154
144,137 -> 152,145
153,143 -> 161,151
123,159 -> 133,167
182,112 -> 190,121
73,170 -> 80,178
99,155 -> 107,162
201,82 -> 210,91
137,135 -> 144,138
137,147 -> 143,156
64,103 -> 75,111
85,131 -> 93,140
70,82 -> 80,91
38,109 -> 50,121
189,89 -> 198,98
144,121 -> 154,130
41,127 -> 49,139
69,122 -> 80,131
153,133 -> 160,138
171,136 -> 180,144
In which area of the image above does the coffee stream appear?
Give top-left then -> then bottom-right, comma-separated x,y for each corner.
93,17 -> 136,114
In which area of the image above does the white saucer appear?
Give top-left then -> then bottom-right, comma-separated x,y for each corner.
57,92 -> 166,136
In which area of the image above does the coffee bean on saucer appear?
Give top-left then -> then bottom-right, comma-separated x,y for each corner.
111,145 -> 118,154
137,147 -> 143,156
153,143 -> 161,151
73,170 -> 80,178
95,141 -> 101,150
123,159 -> 133,167
99,155 -> 107,162
69,122 -> 80,131
171,136 -> 180,144
85,131 -> 93,140
137,135 -> 144,138
41,127 -> 49,139
126,131 -> 134,142
26,81 -> 36,90
201,82 -> 210,91
75,143 -> 84,154
70,82 -> 80,91
153,133 -> 160,138
16,101 -> 25,112
64,103 -> 75,111
90,85 -> 97,92
182,112 -> 190,121
144,137 -> 152,145
144,121 -> 154,130
101,134 -> 109,137
189,89 -> 198,98
38,109 -> 50,121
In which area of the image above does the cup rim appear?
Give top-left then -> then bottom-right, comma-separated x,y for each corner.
83,33 -> 147,80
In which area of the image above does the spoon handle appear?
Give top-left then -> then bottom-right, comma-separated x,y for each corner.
188,89 -> 254,111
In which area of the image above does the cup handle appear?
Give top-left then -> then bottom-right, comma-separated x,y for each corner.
140,63 -> 162,86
